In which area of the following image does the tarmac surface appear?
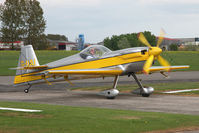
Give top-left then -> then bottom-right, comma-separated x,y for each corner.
0,71 -> 199,133
0,71 -> 199,115
0,71 -> 199,110
0,90 -> 199,115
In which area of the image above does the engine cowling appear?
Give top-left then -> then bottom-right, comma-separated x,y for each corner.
99,89 -> 119,99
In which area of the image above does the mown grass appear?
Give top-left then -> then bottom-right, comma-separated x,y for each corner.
0,101 -> 199,133
157,51 -> 199,71
71,82 -> 199,96
0,51 -> 198,76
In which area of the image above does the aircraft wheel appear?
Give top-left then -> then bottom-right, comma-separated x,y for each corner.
24,89 -> 29,93
106,96 -> 115,99
142,94 -> 150,97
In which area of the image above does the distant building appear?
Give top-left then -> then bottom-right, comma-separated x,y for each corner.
47,39 -> 78,51
59,41 -> 77,51
177,38 -> 199,46
158,37 -> 199,50
0,41 -> 24,50
84,43 -> 94,48
158,37 -> 180,50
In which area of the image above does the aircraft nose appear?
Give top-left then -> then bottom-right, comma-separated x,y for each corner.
149,47 -> 162,56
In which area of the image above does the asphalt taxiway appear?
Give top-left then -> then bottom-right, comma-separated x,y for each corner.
0,71 -> 198,115
0,71 -> 199,133
0,90 -> 199,116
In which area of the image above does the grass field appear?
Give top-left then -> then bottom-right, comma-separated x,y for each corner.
0,101 -> 199,133
0,50 -> 198,76
155,51 -> 199,71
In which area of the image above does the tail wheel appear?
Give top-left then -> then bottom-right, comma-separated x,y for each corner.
24,89 -> 29,93
107,96 -> 116,99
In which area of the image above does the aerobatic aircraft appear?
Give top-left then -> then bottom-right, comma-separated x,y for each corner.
12,32 -> 189,99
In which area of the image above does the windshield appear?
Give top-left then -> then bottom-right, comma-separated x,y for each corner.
80,45 -> 111,59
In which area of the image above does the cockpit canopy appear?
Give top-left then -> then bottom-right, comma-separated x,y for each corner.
80,45 -> 112,59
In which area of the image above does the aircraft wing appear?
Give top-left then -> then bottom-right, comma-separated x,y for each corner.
46,65 -> 189,76
47,68 -> 123,75
148,65 -> 189,72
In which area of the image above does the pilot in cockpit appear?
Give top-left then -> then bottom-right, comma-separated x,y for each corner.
86,47 -> 96,59
79,45 -> 111,60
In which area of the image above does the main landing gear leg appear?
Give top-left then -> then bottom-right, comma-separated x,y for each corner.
107,75 -> 120,99
131,73 -> 154,97
113,75 -> 119,89
99,75 -> 120,99
24,83 -> 32,93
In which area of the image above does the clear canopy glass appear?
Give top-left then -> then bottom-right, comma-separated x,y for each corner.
80,45 -> 111,59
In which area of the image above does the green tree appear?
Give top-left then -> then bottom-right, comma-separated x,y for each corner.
0,4 -> 4,19
110,35 -> 120,50
169,44 -> 178,51
47,34 -> 68,41
104,37 -> 111,49
0,0 -> 47,50
0,4 -> 3,38
141,31 -> 156,46
25,0 -> 46,49
126,33 -> 142,47
118,37 -> 131,49
103,31 -> 156,50
104,36 -> 119,50
0,0 -> 24,49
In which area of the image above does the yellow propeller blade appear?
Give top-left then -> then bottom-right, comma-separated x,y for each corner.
138,32 -> 151,48
156,29 -> 166,47
157,55 -> 170,71
143,55 -> 154,74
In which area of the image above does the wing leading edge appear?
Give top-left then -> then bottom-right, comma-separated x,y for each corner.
47,65 -> 189,76
149,65 -> 189,72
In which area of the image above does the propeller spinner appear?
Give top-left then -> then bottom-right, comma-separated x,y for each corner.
138,30 -> 170,74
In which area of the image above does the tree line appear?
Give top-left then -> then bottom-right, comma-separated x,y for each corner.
0,0 -> 46,49
104,31 -> 157,50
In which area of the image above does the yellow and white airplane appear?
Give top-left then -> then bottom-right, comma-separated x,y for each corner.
12,33 -> 189,99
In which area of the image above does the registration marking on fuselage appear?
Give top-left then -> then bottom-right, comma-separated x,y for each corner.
0,107 -> 42,112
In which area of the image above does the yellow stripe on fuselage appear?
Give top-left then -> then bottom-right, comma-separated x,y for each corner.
14,52 -> 148,84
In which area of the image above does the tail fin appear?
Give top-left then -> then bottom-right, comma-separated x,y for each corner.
16,45 -> 40,75
14,45 -> 41,85
14,45 -> 49,85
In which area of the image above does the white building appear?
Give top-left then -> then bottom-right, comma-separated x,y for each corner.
0,41 -> 24,50
47,39 -> 78,51
177,38 -> 199,46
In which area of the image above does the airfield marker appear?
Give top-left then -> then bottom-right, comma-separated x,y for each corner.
163,89 -> 199,94
0,107 -> 42,112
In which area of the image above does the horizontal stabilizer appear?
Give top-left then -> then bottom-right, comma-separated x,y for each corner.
10,65 -> 48,70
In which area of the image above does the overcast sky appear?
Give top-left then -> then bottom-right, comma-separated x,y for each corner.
1,0 -> 199,43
